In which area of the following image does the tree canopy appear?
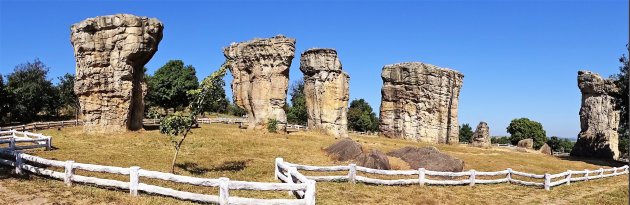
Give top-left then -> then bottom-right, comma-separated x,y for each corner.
459,123 -> 473,143
57,73 -> 80,118
506,118 -> 547,149
6,59 -> 56,122
286,80 -> 307,125
613,53 -> 629,155
546,136 -> 575,153
347,99 -> 379,132
147,60 -> 199,112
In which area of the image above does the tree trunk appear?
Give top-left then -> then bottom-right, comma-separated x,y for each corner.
171,147 -> 180,173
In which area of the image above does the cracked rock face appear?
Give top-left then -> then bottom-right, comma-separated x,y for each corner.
224,35 -> 296,131
471,122 -> 490,147
71,14 -> 163,133
379,62 -> 464,144
300,48 -> 349,137
571,71 -> 620,160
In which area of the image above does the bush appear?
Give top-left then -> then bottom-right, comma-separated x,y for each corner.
267,118 -> 279,133
459,124 -> 473,143
491,136 -> 510,144
506,118 -> 547,149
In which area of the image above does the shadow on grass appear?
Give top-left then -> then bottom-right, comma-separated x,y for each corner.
557,156 -> 627,167
176,160 -> 249,175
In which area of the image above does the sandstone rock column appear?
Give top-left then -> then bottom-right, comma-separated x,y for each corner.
471,122 -> 490,147
571,71 -> 620,160
223,35 -> 296,131
300,48 -> 349,137
379,62 -> 464,144
71,14 -> 163,133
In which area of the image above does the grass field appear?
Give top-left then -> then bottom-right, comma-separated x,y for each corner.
0,123 -> 627,205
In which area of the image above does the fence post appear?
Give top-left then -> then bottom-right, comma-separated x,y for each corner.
469,170 -> 476,186
544,173 -> 550,191
418,168 -> 425,186
47,122 -> 50,129
22,125 -> 25,132
566,170 -> 571,185
304,180 -> 316,205
64,160 -> 74,187
584,169 -> 589,181
9,137 -> 15,151
75,120 -> 78,126
506,168 -> 512,183
61,121 -> 65,128
275,158 -> 283,180
129,166 -> 140,196
348,164 -> 356,184
219,177 -> 229,205
33,123 -> 37,131
14,151 -> 22,175
11,130 -> 16,138
599,168 -> 604,178
46,137 -> 52,151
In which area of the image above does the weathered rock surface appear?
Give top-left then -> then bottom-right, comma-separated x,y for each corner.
517,139 -> 534,150
324,138 -> 363,161
379,62 -> 464,144
387,146 -> 464,172
571,71 -> 620,160
300,48 -> 349,137
471,122 -> 491,147
71,14 -> 163,133
356,150 -> 391,170
224,35 -> 295,131
539,143 -> 552,155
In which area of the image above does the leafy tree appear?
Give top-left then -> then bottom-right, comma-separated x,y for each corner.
226,101 -> 247,117
6,59 -> 56,122
286,80 -> 307,125
0,75 -> 12,125
147,60 -> 199,113
491,136 -> 511,144
347,99 -> 379,132
57,73 -> 80,119
612,53 -> 629,155
199,71 -> 228,114
159,63 -> 227,173
506,118 -> 547,149
458,123 -> 473,143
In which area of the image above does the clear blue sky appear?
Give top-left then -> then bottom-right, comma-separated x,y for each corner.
0,0 -> 627,138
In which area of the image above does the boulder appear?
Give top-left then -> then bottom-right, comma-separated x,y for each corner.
571,71 -> 620,160
324,138 -> 363,161
379,62 -> 464,144
471,122 -> 491,147
517,139 -> 534,150
539,143 -> 552,155
300,48 -> 350,137
224,35 -> 295,131
70,14 -> 163,133
387,146 -> 464,172
356,150 -> 391,170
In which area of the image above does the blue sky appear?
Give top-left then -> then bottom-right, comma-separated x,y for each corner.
0,0 -> 627,138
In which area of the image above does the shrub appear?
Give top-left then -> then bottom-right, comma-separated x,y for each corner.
267,118 -> 279,133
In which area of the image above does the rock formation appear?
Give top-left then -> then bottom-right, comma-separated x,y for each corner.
571,71 -> 620,160
300,48 -> 350,137
224,35 -> 295,131
324,138 -> 363,161
539,143 -> 552,155
379,62 -> 464,144
471,122 -> 491,147
517,139 -> 533,150
71,14 -> 163,133
387,146 -> 464,172
356,150 -> 391,170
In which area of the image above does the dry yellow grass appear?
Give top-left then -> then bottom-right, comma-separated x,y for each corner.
0,124 -> 627,204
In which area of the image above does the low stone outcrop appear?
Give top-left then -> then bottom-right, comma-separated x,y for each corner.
71,14 -> 163,133
224,35 -> 296,131
356,150 -> 391,170
471,122 -> 490,147
517,139 -> 534,150
324,138 -> 363,161
570,71 -> 621,160
539,143 -> 552,155
300,48 -> 349,137
387,146 -> 464,172
379,62 -> 464,144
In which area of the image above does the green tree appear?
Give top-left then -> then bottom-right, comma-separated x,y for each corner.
506,118 -> 548,149
0,76 -> 13,125
226,100 -> 247,117
491,136 -> 511,144
286,80 -> 307,125
199,72 -> 228,114
6,59 -> 56,122
347,99 -> 379,132
459,123 -> 473,143
612,53 -> 629,155
57,73 -> 80,119
147,60 -> 199,113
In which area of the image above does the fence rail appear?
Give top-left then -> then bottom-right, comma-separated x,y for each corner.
0,149 -> 316,204
277,159 -> 629,191
0,130 -> 52,151
0,120 -> 83,132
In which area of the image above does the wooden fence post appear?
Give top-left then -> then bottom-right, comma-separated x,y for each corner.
219,177 -> 229,205
304,180 -> 316,205
348,164 -> 356,184
47,122 -> 50,129
506,168 -> 512,183
599,168 -> 604,177
46,137 -> 52,150
33,123 -> 37,131
129,166 -> 140,196
418,168 -> 425,186
64,160 -> 74,187
469,170 -> 476,186
566,170 -> 572,185
584,169 -> 589,181
9,137 -> 15,151
14,151 -> 22,175
544,173 -> 550,191
275,158 -> 283,180
22,125 -> 25,132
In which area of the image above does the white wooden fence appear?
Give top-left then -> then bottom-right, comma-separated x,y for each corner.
0,130 -> 52,151
348,131 -> 380,136
0,150 -> 316,204
0,120 -> 83,132
277,159 -> 629,191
